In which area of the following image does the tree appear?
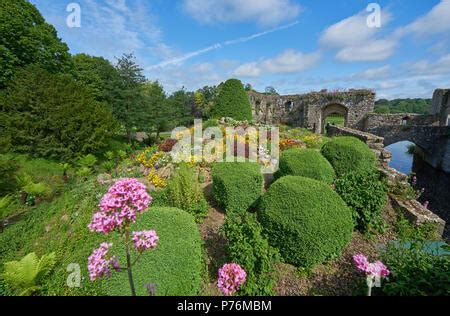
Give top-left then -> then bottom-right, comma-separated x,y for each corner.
0,66 -> 118,161
0,0 -> 72,87
166,89 -> 195,127
141,81 -> 168,141
244,83 -> 253,91
210,79 -> 253,121
71,54 -> 119,103
265,86 -> 278,95
106,54 -> 146,143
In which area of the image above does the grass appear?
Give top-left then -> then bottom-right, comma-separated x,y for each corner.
325,115 -> 345,126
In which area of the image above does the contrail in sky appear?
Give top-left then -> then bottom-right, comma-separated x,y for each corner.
147,21 -> 300,69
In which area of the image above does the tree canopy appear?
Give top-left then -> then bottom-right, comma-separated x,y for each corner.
0,0 -> 72,87
210,79 -> 253,121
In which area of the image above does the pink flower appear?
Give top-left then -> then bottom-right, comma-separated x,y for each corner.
353,254 -> 390,278
217,263 -> 246,296
88,178 -> 152,234
132,230 -> 159,252
88,243 -> 119,281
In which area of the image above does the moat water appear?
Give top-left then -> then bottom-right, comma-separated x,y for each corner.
386,141 -> 450,239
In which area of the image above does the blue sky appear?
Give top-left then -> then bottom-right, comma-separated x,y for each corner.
30,0 -> 450,99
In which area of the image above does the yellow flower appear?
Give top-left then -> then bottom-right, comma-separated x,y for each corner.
147,169 -> 167,188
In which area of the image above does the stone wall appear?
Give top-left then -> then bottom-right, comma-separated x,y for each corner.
364,113 -> 438,130
432,89 -> 450,126
247,89 -> 375,133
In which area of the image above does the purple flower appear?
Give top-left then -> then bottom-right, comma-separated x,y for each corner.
217,263 -> 246,296
132,230 -> 159,252
423,201 -> 429,209
88,243 -> 119,281
353,254 -> 390,278
88,179 -> 152,234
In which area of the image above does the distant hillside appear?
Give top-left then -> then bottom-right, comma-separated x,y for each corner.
375,99 -> 432,114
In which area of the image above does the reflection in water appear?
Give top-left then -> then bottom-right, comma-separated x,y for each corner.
386,141 -> 450,239
385,141 -> 414,174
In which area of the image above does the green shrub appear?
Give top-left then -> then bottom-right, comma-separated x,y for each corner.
381,242 -> 450,296
0,155 -> 19,195
222,211 -> 280,296
2,252 -> 56,296
154,164 -> 209,221
212,162 -> 263,213
395,217 -> 441,242
104,207 -> 203,296
335,170 -> 387,232
210,79 -> 253,121
259,176 -> 353,268
321,137 -> 376,177
275,148 -> 335,184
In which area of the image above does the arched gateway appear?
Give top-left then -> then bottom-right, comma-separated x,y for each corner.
247,89 -> 375,134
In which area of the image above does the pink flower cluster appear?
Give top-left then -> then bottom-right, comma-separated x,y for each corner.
89,178 -> 152,234
88,243 -> 120,281
217,263 -> 247,296
353,254 -> 390,278
132,230 -> 159,252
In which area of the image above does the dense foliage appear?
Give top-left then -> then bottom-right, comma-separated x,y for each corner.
0,66 -> 118,161
321,137 -> 376,177
0,0 -> 72,87
381,243 -> 450,296
259,176 -> 353,268
335,170 -> 387,233
375,99 -> 432,114
0,155 -> 19,196
275,148 -> 335,184
210,79 -> 253,121
104,207 -> 203,296
212,162 -> 263,213
153,164 -> 209,221
222,211 -> 280,296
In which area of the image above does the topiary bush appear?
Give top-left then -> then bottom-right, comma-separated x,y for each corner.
321,136 -> 376,177
275,148 -> 335,184
335,170 -> 387,233
210,79 -> 253,121
259,176 -> 353,268
104,207 -> 203,296
212,162 -> 263,213
221,211 -> 280,296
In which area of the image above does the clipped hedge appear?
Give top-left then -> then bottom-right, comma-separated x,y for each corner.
212,162 -> 263,213
210,79 -> 253,121
259,176 -> 353,268
275,148 -> 335,184
104,207 -> 203,296
321,136 -> 376,177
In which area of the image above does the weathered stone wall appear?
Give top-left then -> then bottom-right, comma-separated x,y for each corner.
247,90 -> 375,133
432,89 -> 450,126
364,113 -> 438,130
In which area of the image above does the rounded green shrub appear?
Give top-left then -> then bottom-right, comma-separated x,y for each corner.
259,176 -> 353,268
104,207 -> 203,296
210,79 -> 253,121
335,170 -> 387,232
212,162 -> 263,213
275,148 -> 335,184
321,137 -> 376,177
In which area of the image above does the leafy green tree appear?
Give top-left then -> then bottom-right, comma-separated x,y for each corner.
167,89 -> 195,127
141,81 -> 168,140
71,54 -> 119,103
265,86 -> 278,95
0,66 -> 118,160
105,53 -> 146,143
0,0 -> 72,87
210,79 -> 253,121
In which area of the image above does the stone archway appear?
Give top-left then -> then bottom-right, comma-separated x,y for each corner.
321,103 -> 349,133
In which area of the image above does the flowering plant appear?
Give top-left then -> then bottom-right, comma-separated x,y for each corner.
217,263 -> 247,296
88,178 -> 158,296
147,170 -> 167,188
353,254 -> 390,296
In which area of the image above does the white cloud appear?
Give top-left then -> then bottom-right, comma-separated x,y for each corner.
397,0 -> 450,37
319,10 -> 396,62
355,65 -> 392,79
407,54 -> 450,76
182,0 -> 301,26
335,39 -> 397,62
233,50 -> 320,77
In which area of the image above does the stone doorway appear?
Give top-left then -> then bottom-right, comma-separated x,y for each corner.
321,103 -> 348,133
